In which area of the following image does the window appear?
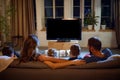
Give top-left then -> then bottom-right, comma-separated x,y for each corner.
44,0 -> 64,25
84,0 -> 92,17
44,0 -> 53,19
55,0 -> 64,18
73,0 -> 92,26
84,0 -> 92,26
73,0 -> 80,18
101,0 -> 113,29
42,0 -> 114,29
44,0 -> 92,28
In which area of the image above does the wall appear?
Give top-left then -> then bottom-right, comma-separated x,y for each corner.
36,0 -> 117,48
37,30 -> 117,48
79,31 -> 117,48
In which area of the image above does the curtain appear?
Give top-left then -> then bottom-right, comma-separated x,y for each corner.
11,0 -> 36,48
113,0 -> 120,49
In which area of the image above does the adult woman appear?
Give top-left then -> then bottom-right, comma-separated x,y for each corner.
19,34 -> 40,63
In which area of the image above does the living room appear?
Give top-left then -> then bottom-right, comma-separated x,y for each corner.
0,0 -> 120,49
35,0 -> 119,49
0,0 -> 120,80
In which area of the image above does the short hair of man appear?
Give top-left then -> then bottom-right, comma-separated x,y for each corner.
88,37 -> 102,51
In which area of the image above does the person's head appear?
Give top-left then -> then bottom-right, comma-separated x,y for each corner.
30,34 -> 40,47
2,46 -> 14,57
88,37 -> 102,53
47,48 -> 56,57
70,44 -> 81,57
20,34 -> 39,62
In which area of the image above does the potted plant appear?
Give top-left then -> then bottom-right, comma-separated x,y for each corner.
0,5 -> 15,45
84,13 -> 99,30
101,20 -> 106,30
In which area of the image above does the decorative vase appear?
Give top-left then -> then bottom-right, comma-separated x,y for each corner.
88,25 -> 93,30
101,25 -> 106,30
94,26 -> 100,31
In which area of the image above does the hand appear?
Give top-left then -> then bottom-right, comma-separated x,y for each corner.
38,55 -> 47,62
72,60 -> 86,66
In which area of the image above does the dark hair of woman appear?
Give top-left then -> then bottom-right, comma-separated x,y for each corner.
20,34 -> 38,63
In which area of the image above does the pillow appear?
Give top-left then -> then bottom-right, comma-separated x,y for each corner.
0,56 -> 14,72
9,59 -> 49,69
107,54 -> 120,60
66,54 -> 120,69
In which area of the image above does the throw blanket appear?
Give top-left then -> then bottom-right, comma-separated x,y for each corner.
0,56 -> 14,72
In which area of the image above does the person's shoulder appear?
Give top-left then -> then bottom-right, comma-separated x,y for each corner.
102,48 -> 112,58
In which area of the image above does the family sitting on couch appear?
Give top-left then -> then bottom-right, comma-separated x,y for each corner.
1,34 -> 117,70
38,36 -> 113,69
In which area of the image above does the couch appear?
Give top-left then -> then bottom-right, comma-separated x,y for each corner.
0,55 -> 120,80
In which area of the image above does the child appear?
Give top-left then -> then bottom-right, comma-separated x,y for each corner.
68,44 -> 81,60
2,46 -> 14,57
2,46 -> 20,58
47,48 -> 57,57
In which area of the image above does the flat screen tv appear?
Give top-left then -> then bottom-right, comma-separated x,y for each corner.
46,18 -> 82,42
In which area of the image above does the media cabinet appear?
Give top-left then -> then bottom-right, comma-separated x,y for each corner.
48,41 -> 78,50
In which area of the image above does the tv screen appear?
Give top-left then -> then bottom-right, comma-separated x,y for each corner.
46,19 -> 81,41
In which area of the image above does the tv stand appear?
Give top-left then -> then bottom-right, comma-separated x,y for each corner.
57,40 -> 70,42
48,41 -> 78,50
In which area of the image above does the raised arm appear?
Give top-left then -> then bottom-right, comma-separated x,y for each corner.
38,55 -> 69,63
44,60 -> 86,69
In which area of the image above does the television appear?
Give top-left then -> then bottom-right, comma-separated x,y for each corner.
46,18 -> 82,42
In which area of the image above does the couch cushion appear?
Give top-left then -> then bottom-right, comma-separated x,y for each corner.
9,59 -> 49,69
9,55 -> 120,69
0,56 -> 14,72
66,54 -> 120,69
